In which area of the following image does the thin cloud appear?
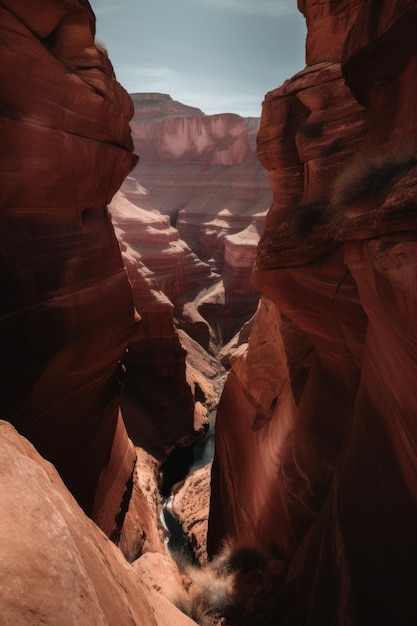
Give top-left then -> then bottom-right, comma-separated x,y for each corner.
178,89 -> 263,116
195,0 -> 297,17
116,65 -> 186,98
123,66 -> 175,79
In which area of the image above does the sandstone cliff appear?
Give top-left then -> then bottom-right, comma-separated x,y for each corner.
209,1 -> 417,624
123,95 -> 269,357
127,93 -> 271,274
109,190 -> 212,453
0,421 -> 196,626
0,0 -> 141,537
0,2 -> 206,623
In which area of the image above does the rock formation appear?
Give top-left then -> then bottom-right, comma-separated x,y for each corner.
209,1 -> 417,624
0,421 -> 196,626
0,0 -> 142,540
109,190 -> 211,453
172,463 -> 212,567
0,2 -> 210,622
127,93 -> 271,272
117,94 -> 270,370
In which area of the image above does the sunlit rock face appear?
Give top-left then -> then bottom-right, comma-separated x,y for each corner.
111,190 -> 211,301
209,0 -> 417,623
0,0 -> 138,532
298,0 -> 362,65
0,421 -> 195,626
110,191 -> 210,453
131,95 -> 251,166
223,223 -> 262,295
125,95 -> 269,357
128,93 -> 271,272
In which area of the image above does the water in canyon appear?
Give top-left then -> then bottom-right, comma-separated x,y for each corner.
160,409 -> 216,557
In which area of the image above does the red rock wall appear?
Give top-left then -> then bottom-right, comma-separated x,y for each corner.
110,191 -> 209,453
0,421 -> 196,626
132,108 -> 251,166
128,94 -> 272,272
0,0 -> 138,532
209,1 -> 417,623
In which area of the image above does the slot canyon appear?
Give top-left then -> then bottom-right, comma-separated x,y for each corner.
2,1 -> 417,625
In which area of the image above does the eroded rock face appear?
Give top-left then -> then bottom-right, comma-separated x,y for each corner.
120,95 -> 268,365
0,0 -> 138,532
131,98 -> 251,166
127,93 -> 271,272
172,463 -> 212,566
110,191 -> 210,453
223,223 -> 263,296
209,1 -> 417,623
298,0 -> 362,65
0,421 -> 196,626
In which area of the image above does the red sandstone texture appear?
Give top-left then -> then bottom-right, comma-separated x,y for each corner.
110,190 -> 211,453
127,93 -> 271,274
109,189 -> 240,457
117,95 -> 269,360
209,1 -> 417,624
0,0 -> 140,537
172,463 -> 212,566
0,421 -> 196,626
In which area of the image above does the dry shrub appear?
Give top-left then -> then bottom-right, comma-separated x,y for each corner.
332,137 -> 417,209
169,538 -> 272,625
173,588 -> 223,626
298,120 -> 324,139
210,537 -> 268,576
95,38 -> 108,56
292,200 -> 327,238
170,545 -> 234,625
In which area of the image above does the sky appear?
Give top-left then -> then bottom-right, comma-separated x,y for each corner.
89,0 -> 307,117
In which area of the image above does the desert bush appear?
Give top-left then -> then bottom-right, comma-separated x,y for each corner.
95,38 -> 108,56
332,137 -> 417,209
170,553 -> 234,625
173,587 -> 223,626
119,528 -> 146,563
169,538 -> 274,624
298,120 -> 324,139
292,200 -> 327,238
170,548 -> 195,574
210,537 -> 268,576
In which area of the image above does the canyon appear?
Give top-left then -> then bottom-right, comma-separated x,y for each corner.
2,0 -> 417,625
209,1 -> 417,624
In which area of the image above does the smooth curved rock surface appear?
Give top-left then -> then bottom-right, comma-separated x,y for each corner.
209,1 -> 417,624
0,421 -> 197,626
0,0 -> 138,532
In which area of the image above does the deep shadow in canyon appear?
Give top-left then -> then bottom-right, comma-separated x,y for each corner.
2,1 -> 417,625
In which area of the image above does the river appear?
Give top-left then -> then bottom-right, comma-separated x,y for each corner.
160,410 -> 216,556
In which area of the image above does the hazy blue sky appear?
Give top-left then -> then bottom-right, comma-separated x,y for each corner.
89,0 -> 306,117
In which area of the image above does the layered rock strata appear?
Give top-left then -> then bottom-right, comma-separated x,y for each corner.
122,95 -> 269,362
127,93 -> 271,272
209,1 -> 417,624
0,0 -> 138,535
223,223 -> 263,295
110,191 -> 211,453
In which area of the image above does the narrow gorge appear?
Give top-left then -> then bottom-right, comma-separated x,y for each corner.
2,1 -> 417,625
